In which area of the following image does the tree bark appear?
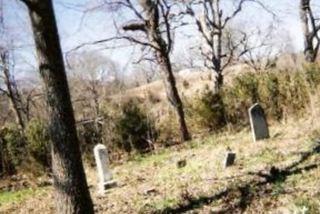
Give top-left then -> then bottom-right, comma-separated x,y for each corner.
158,53 -> 191,141
1,53 -> 26,130
214,0 -> 223,91
299,0 -> 318,62
21,0 -> 94,213
0,136 -> 3,176
144,0 -> 191,142
213,58 -> 223,92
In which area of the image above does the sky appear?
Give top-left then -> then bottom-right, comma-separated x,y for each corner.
1,0 -> 314,81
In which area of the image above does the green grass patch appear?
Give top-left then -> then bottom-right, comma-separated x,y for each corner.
140,197 -> 179,213
0,187 -> 47,206
128,149 -> 171,167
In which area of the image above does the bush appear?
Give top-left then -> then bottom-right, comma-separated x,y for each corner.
115,100 -> 157,153
258,72 -> 282,120
25,119 -> 50,168
232,73 -> 260,104
305,64 -> 320,91
0,124 -> 25,175
284,71 -> 309,116
78,121 -> 103,163
189,70 -> 311,132
222,73 -> 262,127
156,109 -> 180,146
189,90 -> 226,131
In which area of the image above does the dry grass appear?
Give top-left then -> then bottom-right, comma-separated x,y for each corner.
1,66 -> 320,213
110,64 -> 252,105
1,111 -> 320,213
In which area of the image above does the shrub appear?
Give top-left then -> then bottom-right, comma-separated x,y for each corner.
0,124 -> 25,174
189,90 -> 226,131
78,121 -> 103,162
305,64 -> 320,90
156,109 -> 180,146
222,73 -> 261,127
232,73 -> 260,104
111,100 -> 157,154
189,70 -> 310,133
258,72 -> 282,120
99,103 -> 121,157
286,71 -> 309,115
25,119 -> 50,168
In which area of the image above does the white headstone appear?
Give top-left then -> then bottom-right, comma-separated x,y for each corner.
94,144 -> 115,194
248,103 -> 270,142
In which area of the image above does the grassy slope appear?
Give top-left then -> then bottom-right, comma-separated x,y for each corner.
1,113 -> 320,213
1,66 -> 320,213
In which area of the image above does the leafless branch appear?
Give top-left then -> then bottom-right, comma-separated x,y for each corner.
222,0 -> 247,28
0,87 -> 8,96
65,36 -> 158,68
122,22 -> 146,32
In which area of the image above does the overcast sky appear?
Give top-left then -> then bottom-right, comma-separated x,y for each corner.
1,0 -> 313,81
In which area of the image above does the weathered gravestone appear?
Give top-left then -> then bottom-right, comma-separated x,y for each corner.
248,103 -> 269,142
223,152 -> 236,168
177,159 -> 187,168
94,144 -> 116,194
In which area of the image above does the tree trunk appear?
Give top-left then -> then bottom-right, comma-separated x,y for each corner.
158,53 -> 191,142
299,0 -> 317,62
213,0 -> 224,92
212,58 -> 223,92
1,53 -> 26,130
22,0 -> 94,213
0,137 -> 3,176
142,0 -> 191,142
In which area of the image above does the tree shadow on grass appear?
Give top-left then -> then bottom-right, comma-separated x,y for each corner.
157,143 -> 320,214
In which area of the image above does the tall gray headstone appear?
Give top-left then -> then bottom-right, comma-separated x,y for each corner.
248,103 -> 269,142
94,144 -> 116,194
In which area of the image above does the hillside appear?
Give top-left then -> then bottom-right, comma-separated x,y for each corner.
111,64 -> 252,103
1,102 -> 320,213
2,0 -> 320,213
2,63 -> 320,213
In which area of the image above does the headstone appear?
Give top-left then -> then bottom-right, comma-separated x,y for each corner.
223,152 -> 236,168
177,159 -> 187,168
248,103 -> 270,142
143,187 -> 158,195
93,144 -> 116,194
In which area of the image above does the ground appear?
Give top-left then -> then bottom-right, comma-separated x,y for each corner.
1,112 -> 320,213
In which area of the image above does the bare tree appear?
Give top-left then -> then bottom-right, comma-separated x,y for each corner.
93,0 -> 191,141
132,61 -> 158,85
299,0 -> 320,62
0,50 -> 27,130
185,0 -> 270,91
68,51 -> 120,119
18,0 -> 94,213
172,47 -> 203,71
240,25 -> 280,72
124,0 -> 191,141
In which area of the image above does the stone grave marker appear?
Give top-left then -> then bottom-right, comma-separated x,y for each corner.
93,144 -> 116,194
223,152 -> 236,168
248,103 -> 270,142
177,159 -> 187,168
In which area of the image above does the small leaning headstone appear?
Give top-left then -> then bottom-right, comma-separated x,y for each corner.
177,159 -> 187,168
223,150 -> 236,168
248,103 -> 270,142
93,144 -> 116,195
